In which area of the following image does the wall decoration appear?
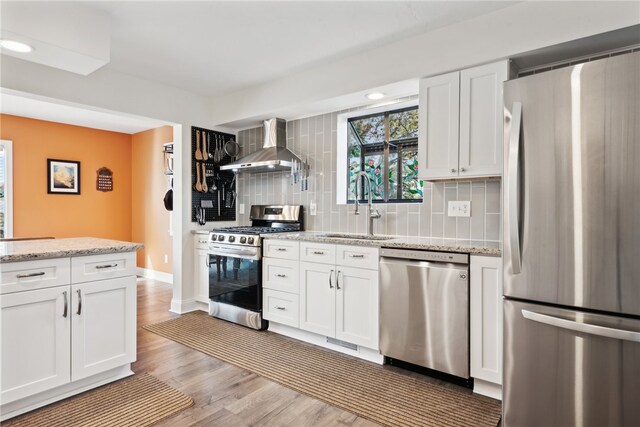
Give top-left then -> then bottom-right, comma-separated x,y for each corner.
47,159 -> 81,195
96,167 -> 113,192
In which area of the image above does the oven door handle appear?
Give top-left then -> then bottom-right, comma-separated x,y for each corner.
208,246 -> 260,261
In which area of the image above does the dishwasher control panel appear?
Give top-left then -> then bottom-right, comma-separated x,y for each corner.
380,248 -> 468,265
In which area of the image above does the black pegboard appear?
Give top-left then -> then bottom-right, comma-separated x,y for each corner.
192,126 -> 237,223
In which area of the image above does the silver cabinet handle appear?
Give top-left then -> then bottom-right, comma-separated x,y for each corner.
336,270 -> 342,290
329,269 -> 334,288
275,306 -> 286,310
460,167 -> 467,172
349,254 -> 365,259
507,101 -> 523,274
450,168 -> 457,173
63,291 -> 68,318
274,273 -> 287,278
275,248 -> 287,252
312,251 -> 325,255
77,290 -> 82,315
199,239 -> 207,244
522,309 -> 640,343
95,264 -> 117,269
16,271 -> 45,278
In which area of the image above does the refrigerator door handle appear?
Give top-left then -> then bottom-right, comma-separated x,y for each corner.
522,309 -> 640,343
508,102 -> 523,274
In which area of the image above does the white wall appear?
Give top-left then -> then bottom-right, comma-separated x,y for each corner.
0,56 -> 219,313
211,1 -> 640,126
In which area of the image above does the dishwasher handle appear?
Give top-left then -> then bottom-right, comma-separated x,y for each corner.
380,248 -> 468,265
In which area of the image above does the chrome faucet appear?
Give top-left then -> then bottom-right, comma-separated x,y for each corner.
354,171 -> 382,236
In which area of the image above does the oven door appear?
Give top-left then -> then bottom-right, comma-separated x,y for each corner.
208,244 -> 261,312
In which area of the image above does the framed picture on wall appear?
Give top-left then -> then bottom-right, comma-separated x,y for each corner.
47,159 -> 81,195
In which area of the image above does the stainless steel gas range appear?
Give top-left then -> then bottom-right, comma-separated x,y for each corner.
207,205 -> 303,330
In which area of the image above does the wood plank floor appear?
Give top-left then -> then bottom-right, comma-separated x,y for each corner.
134,278 -> 380,427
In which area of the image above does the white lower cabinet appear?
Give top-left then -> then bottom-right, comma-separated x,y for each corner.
470,255 -> 503,388
71,277 -> 136,381
0,252 -> 137,419
193,235 -> 210,304
1,286 -> 71,404
298,245 -> 379,350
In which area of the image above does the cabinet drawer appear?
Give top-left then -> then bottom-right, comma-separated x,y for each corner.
336,246 -> 379,270
194,234 -> 209,250
264,239 -> 299,259
263,258 -> 299,294
0,258 -> 71,294
263,289 -> 299,328
71,252 -> 136,284
300,242 -> 336,265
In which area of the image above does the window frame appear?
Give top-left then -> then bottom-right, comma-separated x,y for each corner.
336,100 -> 420,205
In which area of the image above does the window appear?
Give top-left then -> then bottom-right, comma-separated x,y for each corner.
346,105 -> 422,203
0,140 -> 12,238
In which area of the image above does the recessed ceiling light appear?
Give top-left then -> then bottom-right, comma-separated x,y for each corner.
0,39 -> 34,53
366,92 -> 385,100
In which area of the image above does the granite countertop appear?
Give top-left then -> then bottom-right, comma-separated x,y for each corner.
261,231 -> 501,256
0,237 -> 144,263
191,230 -> 210,235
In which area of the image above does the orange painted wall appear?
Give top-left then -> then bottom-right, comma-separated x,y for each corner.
131,126 -> 173,274
0,114 -> 132,241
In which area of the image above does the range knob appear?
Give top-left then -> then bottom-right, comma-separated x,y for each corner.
247,237 -> 255,245
240,237 -> 247,244
228,236 -> 235,243
210,234 -> 217,241
218,235 -> 225,242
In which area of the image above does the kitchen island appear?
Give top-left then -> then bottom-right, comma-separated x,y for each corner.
0,237 -> 142,421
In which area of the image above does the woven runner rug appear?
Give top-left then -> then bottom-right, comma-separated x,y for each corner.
144,312 -> 501,427
3,373 -> 193,426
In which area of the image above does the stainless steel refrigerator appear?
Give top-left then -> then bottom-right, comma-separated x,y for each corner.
503,51 -> 640,427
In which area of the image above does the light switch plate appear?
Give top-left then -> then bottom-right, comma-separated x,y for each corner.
239,203 -> 245,214
310,200 -> 317,216
448,201 -> 471,217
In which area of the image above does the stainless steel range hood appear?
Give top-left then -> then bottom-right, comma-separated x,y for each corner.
220,118 -> 302,173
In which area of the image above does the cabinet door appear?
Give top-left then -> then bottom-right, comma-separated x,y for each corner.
335,266 -> 379,350
195,248 -> 210,303
1,286 -> 71,404
470,255 -> 502,385
459,61 -> 508,177
71,276 -> 136,381
299,262 -> 335,337
418,71 -> 460,180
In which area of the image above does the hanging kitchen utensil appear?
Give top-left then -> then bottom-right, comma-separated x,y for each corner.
163,189 -> 173,211
225,174 -> 236,209
195,161 -> 203,192
207,132 -> 213,159
201,163 -> 208,192
224,139 -> 240,161
195,130 -> 203,160
209,171 -> 217,193
202,131 -> 208,161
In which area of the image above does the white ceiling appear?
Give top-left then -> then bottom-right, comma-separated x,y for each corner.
0,92 -> 170,134
81,1 -> 516,97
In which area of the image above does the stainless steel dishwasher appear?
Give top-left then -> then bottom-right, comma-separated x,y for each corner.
379,248 -> 469,379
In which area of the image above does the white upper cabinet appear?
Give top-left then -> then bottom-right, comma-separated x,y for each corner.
418,71 -> 460,180
419,60 -> 509,180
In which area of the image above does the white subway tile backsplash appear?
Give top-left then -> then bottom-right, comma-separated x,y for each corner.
237,111 -> 501,241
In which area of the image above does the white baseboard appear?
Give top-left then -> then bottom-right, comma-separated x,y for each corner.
473,378 -> 502,400
169,298 -> 198,314
268,322 -> 384,365
136,267 -> 173,284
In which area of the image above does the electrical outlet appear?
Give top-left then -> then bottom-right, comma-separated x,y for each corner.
164,254 -> 169,263
448,201 -> 471,217
239,203 -> 245,214
310,200 -> 317,216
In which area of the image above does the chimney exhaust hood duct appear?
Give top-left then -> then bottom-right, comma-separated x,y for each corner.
220,118 -> 302,173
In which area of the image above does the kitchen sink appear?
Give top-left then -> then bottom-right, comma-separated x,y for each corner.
319,233 -> 393,241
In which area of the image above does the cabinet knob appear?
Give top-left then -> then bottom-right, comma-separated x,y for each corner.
274,273 -> 287,278
460,167 -> 467,172
275,306 -> 286,310
450,168 -> 457,173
